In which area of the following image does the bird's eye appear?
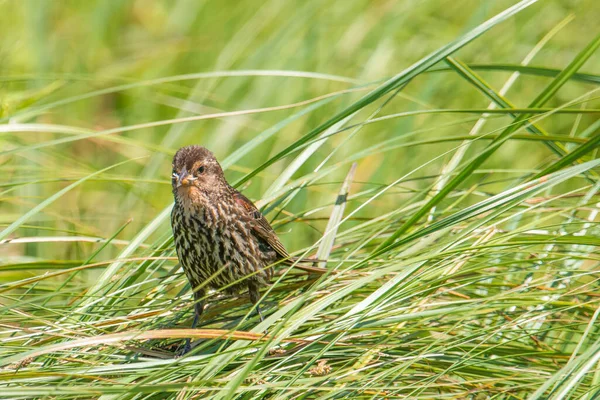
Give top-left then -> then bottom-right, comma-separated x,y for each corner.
197,166 -> 205,175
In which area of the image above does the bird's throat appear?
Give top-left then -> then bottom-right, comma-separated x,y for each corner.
176,186 -> 198,213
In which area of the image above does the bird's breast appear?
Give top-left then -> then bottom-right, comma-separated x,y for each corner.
171,201 -> 271,290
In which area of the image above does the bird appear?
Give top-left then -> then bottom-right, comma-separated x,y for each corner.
170,145 -> 320,352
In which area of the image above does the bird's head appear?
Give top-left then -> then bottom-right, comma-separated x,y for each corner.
171,145 -> 226,204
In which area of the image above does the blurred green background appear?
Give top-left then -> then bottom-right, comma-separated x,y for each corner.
1,1 -> 600,398
2,0 -> 598,267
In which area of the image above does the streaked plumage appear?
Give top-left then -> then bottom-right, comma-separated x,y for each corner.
170,145 -> 292,339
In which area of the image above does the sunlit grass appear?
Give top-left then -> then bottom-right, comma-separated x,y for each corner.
1,1 -> 600,399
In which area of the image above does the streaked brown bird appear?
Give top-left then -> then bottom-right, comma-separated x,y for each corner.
170,145 -> 316,351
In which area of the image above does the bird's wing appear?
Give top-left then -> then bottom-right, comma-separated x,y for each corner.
233,191 -> 331,276
233,191 -> 291,260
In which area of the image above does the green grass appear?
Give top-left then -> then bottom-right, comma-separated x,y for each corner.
1,1 -> 600,398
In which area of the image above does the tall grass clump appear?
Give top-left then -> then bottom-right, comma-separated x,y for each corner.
1,1 -> 599,398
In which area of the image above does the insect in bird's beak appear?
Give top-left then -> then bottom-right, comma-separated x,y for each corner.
175,166 -> 195,188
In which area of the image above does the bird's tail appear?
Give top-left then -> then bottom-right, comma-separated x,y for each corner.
284,256 -> 330,274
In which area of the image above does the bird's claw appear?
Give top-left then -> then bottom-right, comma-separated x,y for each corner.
178,338 -> 193,357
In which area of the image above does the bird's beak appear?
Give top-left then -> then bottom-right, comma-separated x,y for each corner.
176,166 -> 190,188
